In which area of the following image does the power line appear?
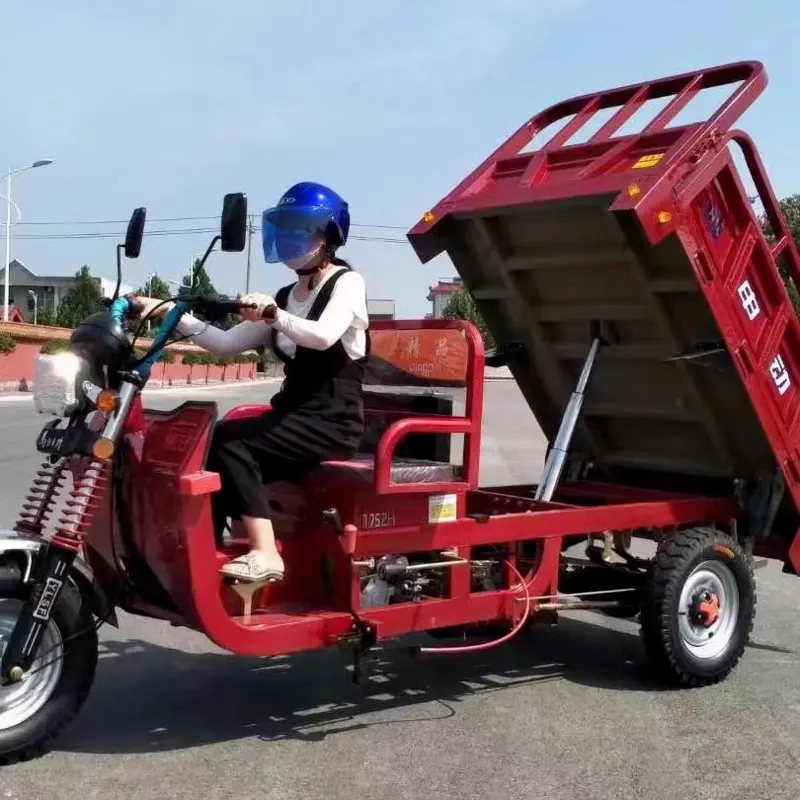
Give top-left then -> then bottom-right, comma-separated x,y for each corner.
16,215 -> 408,231
13,226 -> 409,244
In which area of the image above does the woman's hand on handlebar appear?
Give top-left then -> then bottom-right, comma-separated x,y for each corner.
239,293 -> 278,323
132,296 -> 174,321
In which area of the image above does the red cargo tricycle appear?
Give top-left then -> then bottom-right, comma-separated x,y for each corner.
2,59 -> 800,763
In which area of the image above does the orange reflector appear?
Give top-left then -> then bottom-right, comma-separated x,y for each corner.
712,544 -> 735,560
627,183 -> 641,199
95,391 -> 118,413
92,438 -> 115,460
422,211 -> 435,223
657,211 -> 673,224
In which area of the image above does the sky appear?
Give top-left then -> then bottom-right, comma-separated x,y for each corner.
2,0 -> 799,316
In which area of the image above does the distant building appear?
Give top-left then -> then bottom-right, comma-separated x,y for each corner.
427,277 -> 462,318
367,298 -> 395,321
0,260 -> 132,322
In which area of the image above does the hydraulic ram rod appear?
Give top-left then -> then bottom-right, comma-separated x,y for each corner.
535,337 -> 602,502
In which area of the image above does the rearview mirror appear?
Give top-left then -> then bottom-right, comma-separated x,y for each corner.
124,207 -> 146,258
220,193 -> 247,252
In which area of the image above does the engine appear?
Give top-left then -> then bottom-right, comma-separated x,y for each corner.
359,548 -> 505,607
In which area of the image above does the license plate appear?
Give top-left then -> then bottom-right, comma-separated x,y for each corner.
36,426 -> 68,455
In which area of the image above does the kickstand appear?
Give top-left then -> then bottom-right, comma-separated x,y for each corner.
352,648 -> 366,685
337,619 -> 377,685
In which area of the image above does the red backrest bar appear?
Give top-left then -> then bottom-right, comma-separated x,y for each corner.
372,319 -> 485,494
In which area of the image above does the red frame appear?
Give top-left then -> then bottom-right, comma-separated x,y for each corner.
80,316 -> 740,657
79,62 -> 798,662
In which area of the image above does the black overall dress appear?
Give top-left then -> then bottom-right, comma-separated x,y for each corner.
206,266 -> 369,539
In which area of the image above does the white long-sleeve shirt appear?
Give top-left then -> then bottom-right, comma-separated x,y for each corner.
175,267 -> 369,360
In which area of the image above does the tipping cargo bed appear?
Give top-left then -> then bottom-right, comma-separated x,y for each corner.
408,60 -> 800,574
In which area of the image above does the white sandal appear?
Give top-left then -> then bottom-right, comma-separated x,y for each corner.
220,552 -> 284,583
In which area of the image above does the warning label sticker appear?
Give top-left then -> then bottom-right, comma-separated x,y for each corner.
428,493 -> 458,524
632,153 -> 665,169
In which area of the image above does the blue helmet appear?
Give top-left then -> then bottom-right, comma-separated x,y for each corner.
262,181 -> 351,265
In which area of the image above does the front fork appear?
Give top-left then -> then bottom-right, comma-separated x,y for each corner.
1,379 -> 141,683
0,548 -> 79,681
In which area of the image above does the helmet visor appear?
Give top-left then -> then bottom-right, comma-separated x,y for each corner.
261,206 -> 331,264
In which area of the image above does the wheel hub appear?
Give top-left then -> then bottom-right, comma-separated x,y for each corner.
690,589 -> 721,628
677,560 -> 740,660
0,598 -> 64,731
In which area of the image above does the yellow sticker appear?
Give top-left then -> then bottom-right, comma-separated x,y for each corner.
428,493 -> 457,523
632,153 -> 665,169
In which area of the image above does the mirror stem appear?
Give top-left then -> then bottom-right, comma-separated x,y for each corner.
196,235 -> 220,273
112,244 -> 123,302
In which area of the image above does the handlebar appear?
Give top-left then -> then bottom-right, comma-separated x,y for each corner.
109,294 -> 262,380
111,293 -> 257,325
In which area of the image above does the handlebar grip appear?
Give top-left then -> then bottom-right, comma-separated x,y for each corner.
214,301 -> 256,314
126,295 -> 145,317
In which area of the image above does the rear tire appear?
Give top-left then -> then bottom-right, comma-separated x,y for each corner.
640,527 -> 755,687
0,573 -> 98,764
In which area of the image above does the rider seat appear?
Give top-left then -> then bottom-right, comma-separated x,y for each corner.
314,457 -> 462,485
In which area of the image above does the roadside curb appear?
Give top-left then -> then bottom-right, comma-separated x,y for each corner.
0,377 -> 282,403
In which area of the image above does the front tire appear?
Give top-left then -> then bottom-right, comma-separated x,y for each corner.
640,527 -> 755,687
0,571 -> 98,764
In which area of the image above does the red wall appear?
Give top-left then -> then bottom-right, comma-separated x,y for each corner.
0,342 -> 258,391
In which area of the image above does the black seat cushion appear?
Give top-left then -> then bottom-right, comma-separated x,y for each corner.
315,457 -> 462,484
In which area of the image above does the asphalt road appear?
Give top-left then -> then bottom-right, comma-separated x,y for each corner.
1,381 -> 800,800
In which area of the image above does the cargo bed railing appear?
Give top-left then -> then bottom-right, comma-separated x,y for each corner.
410,60 -> 767,256
666,125 -> 800,574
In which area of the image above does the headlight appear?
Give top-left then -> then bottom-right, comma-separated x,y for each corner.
33,352 -> 86,417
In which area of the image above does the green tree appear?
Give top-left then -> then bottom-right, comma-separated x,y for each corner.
0,332 -> 16,356
36,308 -> 58,327
443,287 -> 495,349
40,339 -> 69,354
761,194 -> 800,244
760,194 -> 800,316
182,259 -> 216,297
180,258 -> 243,328
56,265 -> 103,328
136,274 -> 173,300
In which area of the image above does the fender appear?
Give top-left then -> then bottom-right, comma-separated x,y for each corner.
0,530 -> 119,627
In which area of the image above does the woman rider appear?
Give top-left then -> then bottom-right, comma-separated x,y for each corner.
138,182 -> 370,583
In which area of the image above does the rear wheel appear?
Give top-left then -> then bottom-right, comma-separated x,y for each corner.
640,527 -> 755,687
0,566 -> 98,764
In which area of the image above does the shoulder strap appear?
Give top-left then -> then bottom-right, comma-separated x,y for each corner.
275,283 -> 293,310
363,328 -> 371,359
309,267 -> 373,361
270,282 -> 295,363
306,266 -> 352,321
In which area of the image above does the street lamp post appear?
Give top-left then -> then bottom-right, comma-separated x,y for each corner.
166,277 -> 194,317
27,290 -> 38,325
3,159 -> 54,321
146,271 -> 156,335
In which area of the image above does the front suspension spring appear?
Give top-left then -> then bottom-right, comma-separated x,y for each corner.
14,458 -> 68,535
51,459 -> 110,552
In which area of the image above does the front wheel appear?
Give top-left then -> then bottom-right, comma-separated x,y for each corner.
640,527 -> 755,687
0,567 -> 98,764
